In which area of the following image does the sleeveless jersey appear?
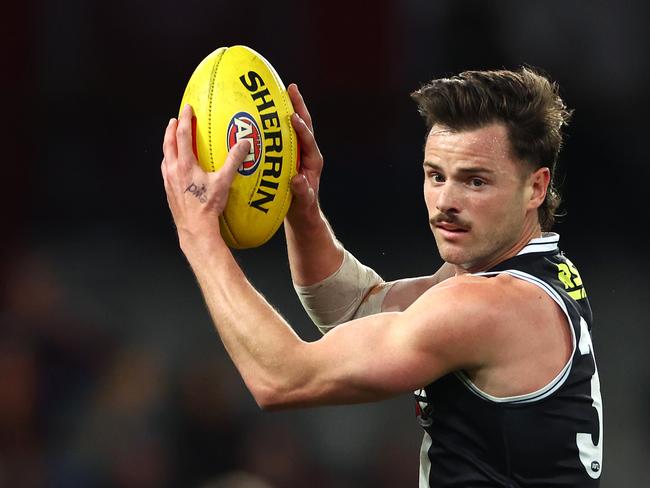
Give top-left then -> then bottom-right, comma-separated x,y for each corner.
416,233 -> 603,487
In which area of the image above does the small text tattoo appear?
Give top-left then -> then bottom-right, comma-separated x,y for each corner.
185,182 -> 208,203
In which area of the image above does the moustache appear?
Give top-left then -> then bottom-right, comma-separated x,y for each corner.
430,213 -> 471,231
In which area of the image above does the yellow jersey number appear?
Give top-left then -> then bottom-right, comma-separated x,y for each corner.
557,260 -> 587,300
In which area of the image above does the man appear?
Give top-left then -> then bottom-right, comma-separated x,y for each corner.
161,67 -> 603,487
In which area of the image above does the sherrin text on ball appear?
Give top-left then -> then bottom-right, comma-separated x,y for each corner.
179,45 -> 299,248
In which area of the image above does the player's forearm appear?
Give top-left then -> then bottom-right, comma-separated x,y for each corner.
180,236 -> 308,407
284,206 -> 344,286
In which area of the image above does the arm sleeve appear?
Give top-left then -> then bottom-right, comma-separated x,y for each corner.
293,249 -> 394,334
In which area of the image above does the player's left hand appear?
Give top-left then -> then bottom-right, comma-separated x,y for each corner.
161,104 -> 250,245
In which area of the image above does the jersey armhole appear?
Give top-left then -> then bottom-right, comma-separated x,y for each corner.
455,269 -> 577,405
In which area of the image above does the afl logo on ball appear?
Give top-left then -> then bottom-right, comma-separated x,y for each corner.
227,111 -> 263,176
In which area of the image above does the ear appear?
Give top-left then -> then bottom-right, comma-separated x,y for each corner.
527,167 -> 550,211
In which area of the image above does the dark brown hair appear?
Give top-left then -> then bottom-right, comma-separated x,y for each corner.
411,67 -> 572,231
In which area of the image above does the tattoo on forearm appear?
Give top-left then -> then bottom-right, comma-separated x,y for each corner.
185,182 -> 208,203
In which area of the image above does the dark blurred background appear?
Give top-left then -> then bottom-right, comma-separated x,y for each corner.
2,0 -> 649,486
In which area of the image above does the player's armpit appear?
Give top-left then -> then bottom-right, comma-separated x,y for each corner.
260,276 -> 498,410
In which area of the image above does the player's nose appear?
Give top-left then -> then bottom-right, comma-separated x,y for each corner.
435,182 -> 462,214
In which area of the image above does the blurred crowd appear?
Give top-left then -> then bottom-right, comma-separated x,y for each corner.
0,246 -> 418,488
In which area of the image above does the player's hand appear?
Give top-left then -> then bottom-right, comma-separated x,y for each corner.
161,104 -> 250,244
287,83 -> 323,221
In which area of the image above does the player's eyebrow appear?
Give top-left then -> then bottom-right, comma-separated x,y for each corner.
423,161 -> 495,175
423,161 -> 442,170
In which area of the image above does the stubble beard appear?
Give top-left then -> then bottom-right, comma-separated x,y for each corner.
432,224 -> 515,273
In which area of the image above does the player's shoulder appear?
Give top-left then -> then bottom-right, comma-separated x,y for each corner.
399,273 -> 533,369
401,270 -> 568,372
424,272 -> 550,324
431,271 -> 525,297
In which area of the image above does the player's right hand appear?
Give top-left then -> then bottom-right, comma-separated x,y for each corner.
287,83 -> 323,221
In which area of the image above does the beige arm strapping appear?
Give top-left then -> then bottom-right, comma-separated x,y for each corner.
293,249 -> 395,335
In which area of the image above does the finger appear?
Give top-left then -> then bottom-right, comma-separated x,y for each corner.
218,140 -> 251,186
287,83 -> 314,133
161,157 -> 171,182
291,112 -> 321,161
176,104 -> 197,170
161,158 -> 173,201
290,174 -> 315,206
163,118 -> 178,163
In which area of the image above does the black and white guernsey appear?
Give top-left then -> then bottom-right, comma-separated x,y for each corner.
416,233 -> 603,487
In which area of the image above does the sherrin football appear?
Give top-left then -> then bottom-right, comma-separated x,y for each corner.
179,45 -> 299,249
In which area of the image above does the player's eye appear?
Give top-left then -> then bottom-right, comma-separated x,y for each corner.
428,172 -> 445,183
469,178 -> 485,187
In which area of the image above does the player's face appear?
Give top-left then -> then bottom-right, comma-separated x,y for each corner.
423,123 -> 543,272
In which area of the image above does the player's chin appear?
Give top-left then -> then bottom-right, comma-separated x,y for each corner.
434,234 -> 475,263
440,251 -> 469,268
434,240 -> 466,265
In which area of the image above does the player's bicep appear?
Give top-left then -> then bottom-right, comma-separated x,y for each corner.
311,312 -> 440,401
283,285 -> 480,408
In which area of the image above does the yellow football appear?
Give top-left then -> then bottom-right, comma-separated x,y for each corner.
179,45 -> 299,249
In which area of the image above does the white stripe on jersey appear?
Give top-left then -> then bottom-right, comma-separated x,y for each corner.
419,431 -> 433,487
516,232 -> 560,256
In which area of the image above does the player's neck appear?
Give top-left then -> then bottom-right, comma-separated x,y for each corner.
455,220 -> 542,276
